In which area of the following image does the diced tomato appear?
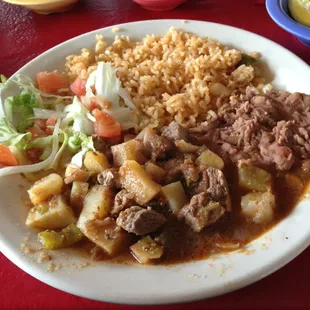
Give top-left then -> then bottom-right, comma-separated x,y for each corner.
35,119 -> 47,131
89,99 -> 101,111
81,96 -> 100,111
26,124 -> 46,140
27,148 -> 42,163
0,145 -> 18,166
70,77 -> 86,97
36,71 -> 69,94
45,117 -> 57,135
92,109 -> 121,138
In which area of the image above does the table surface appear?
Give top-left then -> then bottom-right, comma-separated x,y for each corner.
1,0 -> 310,309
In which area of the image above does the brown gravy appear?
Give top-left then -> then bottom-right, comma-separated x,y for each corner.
81,161 -> 310,265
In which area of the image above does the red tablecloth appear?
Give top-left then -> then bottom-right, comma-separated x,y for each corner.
1,0 -> 310,309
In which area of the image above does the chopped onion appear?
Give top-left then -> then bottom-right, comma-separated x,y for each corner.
70,150 -> 85,168
87,112 -> 96,122
72,115 -> 94,135
119,87 -> 137,110
107,107 -> 135,130
262,83 -> 273,94
33,108 -> 64,119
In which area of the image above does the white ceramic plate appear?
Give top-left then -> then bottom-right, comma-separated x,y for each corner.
1,20 -> 310,305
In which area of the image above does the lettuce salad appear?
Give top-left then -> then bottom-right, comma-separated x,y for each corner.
0,62 -> 137,177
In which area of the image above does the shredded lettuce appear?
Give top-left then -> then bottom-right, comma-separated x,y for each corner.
33,108 -> 65,120
68,132 -> 95,168
0,118 -> 31,149
4,92 -> 37,132
9,75 -> 73,108
0,119 -> 61,177
84,62 -> 136,130
0,118 -> 32,165
108,107 -> 136,130
72,114 -> 93,134
26,129 -> 68,166
50,130 -> 68,169
68,134 -> 81,153
0,63 -> 139,176
0,72 -> 95,176
26,135 -> 53,160
68,132 -> 94,153
62,96 -> 93,135
95,62 -> 120,108
118,87 -> 137,110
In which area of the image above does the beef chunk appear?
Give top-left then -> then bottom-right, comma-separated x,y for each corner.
162,121 -> 192,142
97,168 -> 121,188
159,157 -> 199,184
178,193 -> 225,232
93,136 -> 106,153
195,167 -> 231,211
206,168 -> 229,201
143,127 -> 175,161
182,157 -> 200,184
112,189 -> 135,215
93,136 -> 112,162
159,158 -> 184,183
116,206 -> 167,235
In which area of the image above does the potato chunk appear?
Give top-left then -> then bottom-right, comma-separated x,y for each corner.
70,181 -> 89,211
84,218 -> 131,255
196,150 -> 224,170
111,140 -> 146,167
130,236 -> 164,264
145,161 -> 166,183
238,162 -> 271,191
64,166 -> 91,184
38,224 -> 83,250
26,195 -> 76,229
175,140 -> 199,153
77,185 -> 113,231
161,181 -> 187,214
28,173 -> 63,206
84,151 -> 110,174
119,160 -> 161,205
241,191 -> 275,224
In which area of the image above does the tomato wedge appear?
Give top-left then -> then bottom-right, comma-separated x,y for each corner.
81,96 -> 100,111
0,145 -> 18,166
27,148 -> 42,163
35,119 -> 47,131
70,77 -> 86,97
26,124 -> 46,140
45,117 -> 57,135
36,71 -> 69,94
92,109 -> 121,138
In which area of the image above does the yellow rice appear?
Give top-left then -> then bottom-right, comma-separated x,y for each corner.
65,28 -> 261,129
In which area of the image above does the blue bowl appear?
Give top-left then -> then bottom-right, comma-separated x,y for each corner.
266,0 -> 310,47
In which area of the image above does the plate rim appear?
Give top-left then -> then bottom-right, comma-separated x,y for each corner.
5,18 -> 310,80
1,19 -> 310,305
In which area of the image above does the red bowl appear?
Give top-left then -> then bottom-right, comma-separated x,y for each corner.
132,0 -> 186,11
